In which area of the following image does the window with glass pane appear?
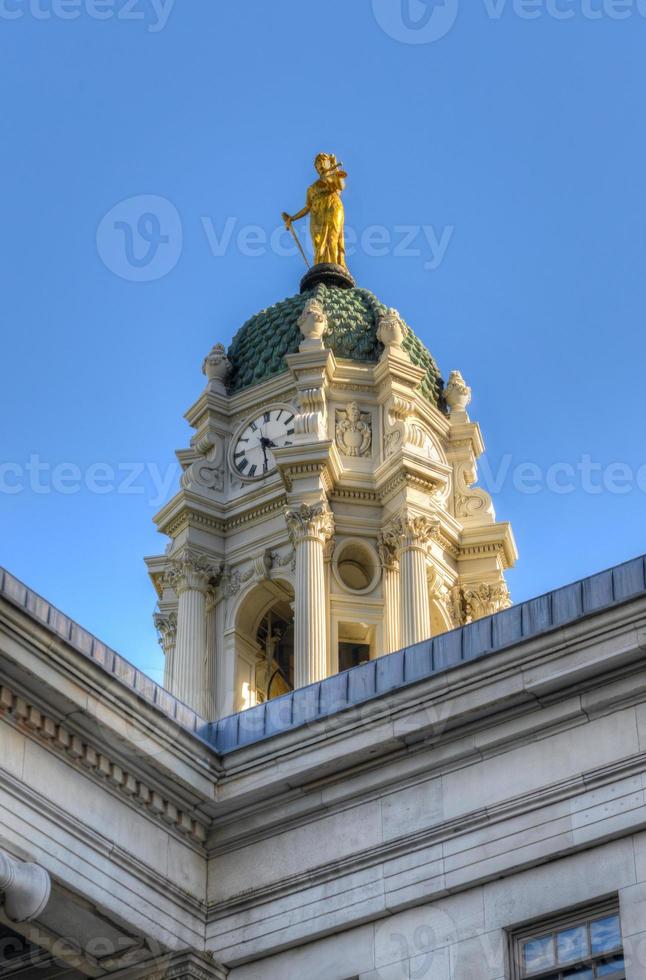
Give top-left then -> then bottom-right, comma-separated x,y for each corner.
512,904 -> 624,980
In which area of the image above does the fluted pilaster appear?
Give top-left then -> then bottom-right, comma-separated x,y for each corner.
166,549 -> 216,714
378,535 -> 401,655
154,611 -> 177,691
285,502 -> 334,688
383,514 -> 437,647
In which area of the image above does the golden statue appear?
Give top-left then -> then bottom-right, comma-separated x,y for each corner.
282,153 -> 348,268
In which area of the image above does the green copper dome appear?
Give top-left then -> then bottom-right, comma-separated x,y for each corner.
226,283 -> 445,408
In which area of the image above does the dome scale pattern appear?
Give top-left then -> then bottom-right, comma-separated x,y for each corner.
226,284 -> 445,409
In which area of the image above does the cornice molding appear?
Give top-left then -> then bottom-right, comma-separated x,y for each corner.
164,509 -> 226,539
377,469 -> 441,503
224,494 -> 288,532
0,683 -> 208,845
330,487 -> 379,504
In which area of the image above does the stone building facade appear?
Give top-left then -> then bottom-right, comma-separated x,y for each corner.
0,556 -> 644,978
0,266 -> 642,980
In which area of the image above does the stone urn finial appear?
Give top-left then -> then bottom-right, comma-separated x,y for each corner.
202,343 -> 231,393
445,370 -> 472,415
297,297 -> 328,350
377,308 -> 406,353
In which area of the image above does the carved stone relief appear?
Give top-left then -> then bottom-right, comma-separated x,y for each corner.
335,401 -> 372,458
463,582 -> 511,622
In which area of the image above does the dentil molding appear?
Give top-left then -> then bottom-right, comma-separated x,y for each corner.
0,684 -> 208,845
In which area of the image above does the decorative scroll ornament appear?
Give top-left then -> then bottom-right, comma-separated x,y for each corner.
181,448 -> 224,496
335,401 -> 372,458
297,297 -> 328,349
180,422 -> 225,498
166,549 -> 217,596
294,383 -> 328,441
285,502 -> 335,546
383,394 -> 414,459
463,582 -> 511,622
454,459 -> 495,522
445,370 -> 472,414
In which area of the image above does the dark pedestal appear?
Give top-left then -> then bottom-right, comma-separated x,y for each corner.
300,263 -> 356,293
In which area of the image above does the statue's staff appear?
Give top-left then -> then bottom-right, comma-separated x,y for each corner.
281,211 -> 311,269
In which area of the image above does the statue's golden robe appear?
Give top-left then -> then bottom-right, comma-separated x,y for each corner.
306,175 -> 346,267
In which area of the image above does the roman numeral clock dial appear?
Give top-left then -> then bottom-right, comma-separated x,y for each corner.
231,408 -> 295,481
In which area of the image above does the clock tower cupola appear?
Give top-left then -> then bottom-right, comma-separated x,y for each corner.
146,158 -> 517,720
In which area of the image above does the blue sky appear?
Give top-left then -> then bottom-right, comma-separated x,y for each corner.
2,0 -> 645,682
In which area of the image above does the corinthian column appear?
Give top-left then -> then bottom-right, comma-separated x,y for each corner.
386,514 -> 436,647
154,612 -> 177,691
285,502 -> 335,688
166,549 -> 215,714
378,533 -> 401,655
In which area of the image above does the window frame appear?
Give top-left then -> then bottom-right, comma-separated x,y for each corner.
508,899 -> 624,980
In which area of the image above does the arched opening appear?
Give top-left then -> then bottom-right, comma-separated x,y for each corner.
430,599 -> 453,637
230,578 -> 294,709
427,567 -> 457,639
255,599 -> 294,701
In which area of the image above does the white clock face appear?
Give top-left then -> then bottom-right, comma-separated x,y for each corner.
232,407 -> 295,480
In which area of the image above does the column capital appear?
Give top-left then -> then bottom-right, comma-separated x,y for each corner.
463,581 -> 511,622
154,611 -> 177,654
166,549 -> 217,596
285,501 -> 335,547
377,531 -> 399,572
382,512 -> 440,556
